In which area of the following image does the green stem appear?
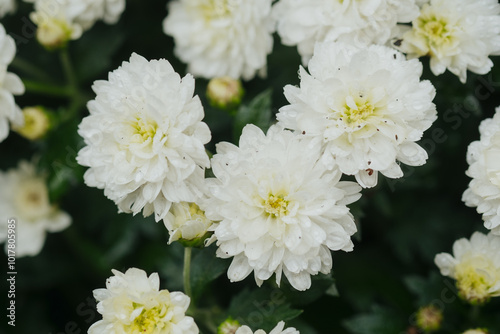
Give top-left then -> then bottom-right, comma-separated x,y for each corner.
183,247 -> 193,300
59,48 -> 78,94
23,80 -> 73,97
11,57 -> 53,82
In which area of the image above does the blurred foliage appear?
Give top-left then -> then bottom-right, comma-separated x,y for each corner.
1,1 -> 500,334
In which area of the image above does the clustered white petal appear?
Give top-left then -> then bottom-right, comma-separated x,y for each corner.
0,161 -> 71,257
77,53 -> 211,222
163,0 -> 274,80
277,41 -> 436,188
203,124 -> 361,291
235,321 -> 299,334
0,0 -> 16,18
272,0 -> 419,63
89,268 -> 199,334
463,107 -> 500,235
0,23 -> 25,143
435,231 -> 500,303
398,0 -> 500,83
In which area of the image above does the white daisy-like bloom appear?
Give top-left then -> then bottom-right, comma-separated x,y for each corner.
235,321 -> 299,334
0,161 -> 71,257
163,201 -> 213,244
397,0 -> 500,83
276,41 -> 437,188
435,231 -> 500,304
0,24 -> 25,143
25,0 -> 125,33
0,0 -> 16,18
163,0 -> 274,80
463,108 -> 500,235
272,0 -> 419,64
77,53 -> 211,222
89,268 -> 199,334
203,124 -> 361,291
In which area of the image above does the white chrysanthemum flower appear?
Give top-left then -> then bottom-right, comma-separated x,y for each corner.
277,42 -> 437,188
0,161 -> 71,257
163,201 -> 213,244
435,231 -> 500,304
77,53 -> 211,222
163,0 -> 274,80
272,0 -> 419,63
463,108 -> 500,235
203,124 -> 361,291
235,321 -> 299,334
25,0 -> 125,33
0,24 -> 25,143
89,268 -> 199,334
397,0 -> 500,83
0,0 -> 15,18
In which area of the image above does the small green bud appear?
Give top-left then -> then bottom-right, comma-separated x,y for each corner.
218,317 -> 241,334
206,77 -> 244,111
416,305 -> 443,332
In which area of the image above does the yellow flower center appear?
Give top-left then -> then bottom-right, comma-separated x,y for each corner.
415,7 -> 458,55
454,256 -> 499,304
201,0 -> 234,20
14,178 -> 52,220
130,117 -> 159,144
341,93 -> 375,126
130,305 -> 168,334
264,194 -> 289,218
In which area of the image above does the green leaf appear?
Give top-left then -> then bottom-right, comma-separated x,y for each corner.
227,288 -> 302,332
233,89 -> 273,142
190,245 -> 230,302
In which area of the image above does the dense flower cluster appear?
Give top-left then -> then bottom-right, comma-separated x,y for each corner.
77,53 -> 211,222
89,268 -> 198,334
277,42 -> 436,188
163,0 -> 274,80
273,0 -> 419,63
463,107 -> 500,235
0,161 -> 71,257
203,124 -> 361,290
397,0 -> 500,83
0,23 -> 25,143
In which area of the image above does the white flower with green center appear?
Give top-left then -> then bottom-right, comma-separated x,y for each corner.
0,161 -> 71,257
235,321 -> 299,334
0,23 -> 25,143
88,268 -> 199,334
463,108 -> 500,235
163,0 -> 274,80
0,0 -> 16,18
272,0 -> 419,63
203,124 -> 361,291
277,42 -> 436,188
397,0 -> 500,83
77,53 -> 211,221
435,231 -> 500,304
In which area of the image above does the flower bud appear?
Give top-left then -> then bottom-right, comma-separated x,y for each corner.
416,305 -> 443,332
164,202 -> 213,248
13,106 -> 51,140
30,12 -> 82,50
218,317 -> 241,334
206,77 -> 244,111
462,329 -> 488,334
